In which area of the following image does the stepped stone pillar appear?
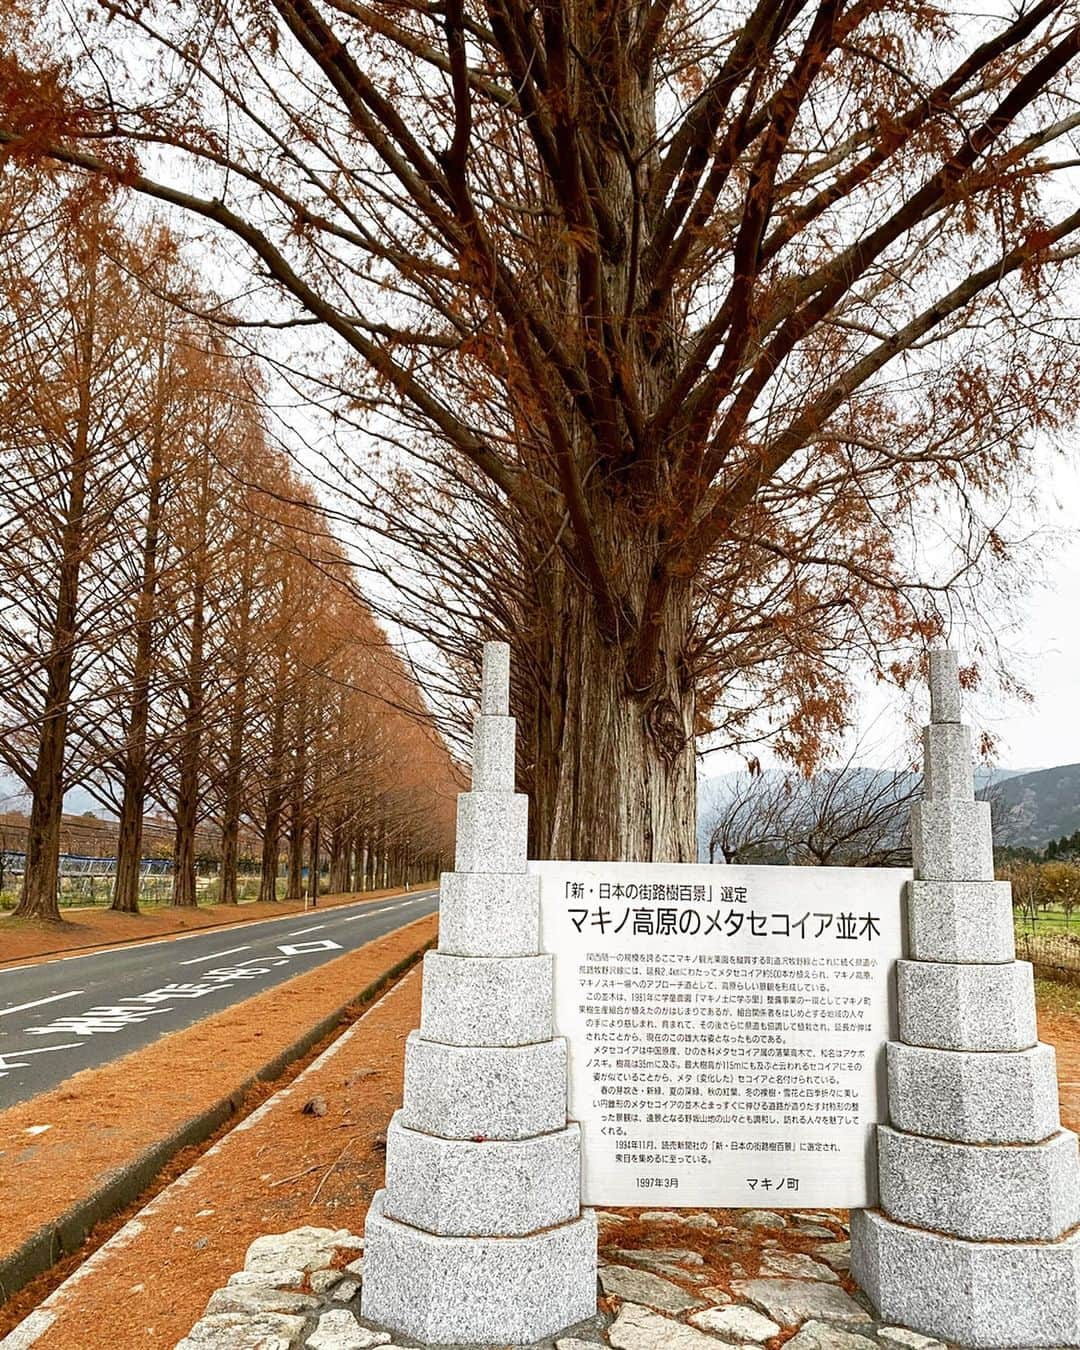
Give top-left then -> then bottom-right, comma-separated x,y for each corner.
852,650 -> 1080,1348
361,642 -> 597,1344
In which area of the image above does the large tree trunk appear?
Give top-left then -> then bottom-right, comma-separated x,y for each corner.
258,793 -> 283,903
219,807 -> 240,904
172,446 -> 210,908
257,648 -> 290,903
328,822 -> 349,893
511,36 -> 698,863
172,782 -> 199,908
528,562 -> 697,862
113,769 -> 146,914
286,806 -> 304,901
307,815 -> 321,905
355,835 -> 369,892
112,322 -> 167,914
15,256 -> 99,923
18,714 -> 69,923
219,564 -> 254,906
284,691 -> 307,901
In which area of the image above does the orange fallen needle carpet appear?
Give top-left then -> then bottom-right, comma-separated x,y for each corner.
2,955 -> 1079,1350
1,966 -> 429,1349
0,914 -> 437,1337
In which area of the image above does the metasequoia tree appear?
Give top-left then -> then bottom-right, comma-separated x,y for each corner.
4,1 -> 1080,858
0,169 -> 455,918
0,177 -> 151,919
208,463 -> 458,903
88,242 -> 213,913
212,430 -> 278,906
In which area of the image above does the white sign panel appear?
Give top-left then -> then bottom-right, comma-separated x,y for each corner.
530,861 -> 906,1209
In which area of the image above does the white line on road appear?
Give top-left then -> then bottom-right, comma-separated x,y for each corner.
0,1041 -> 85,1071
0,1041 -> 85,1059
341,896 -> 436,921
287,925 -> 326,935
55,936 -> 174,963
0,991 -> 85,1018
178,945 -> 251,967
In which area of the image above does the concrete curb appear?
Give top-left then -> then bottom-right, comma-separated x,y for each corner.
0,932 -> 435,1305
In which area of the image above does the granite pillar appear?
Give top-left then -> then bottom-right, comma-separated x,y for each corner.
851,650 -> 1080,1348
360,642 -> 597,1344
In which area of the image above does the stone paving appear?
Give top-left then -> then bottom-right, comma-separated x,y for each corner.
175,1209 -> 972,1350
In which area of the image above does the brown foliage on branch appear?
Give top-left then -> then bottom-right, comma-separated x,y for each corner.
3,0 -> 1079,857
0,171 -> 457,919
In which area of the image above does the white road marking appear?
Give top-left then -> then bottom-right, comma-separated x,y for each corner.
178,945 -> 251,966
54,937 -> 174,963
0,990 -> 85,1018
0,978 -> 415,1348
26,1005 -> 168,1036
341,896 -> 435,921
0,1041 -> 85,1076
287,924 -> 326,935
276,940 -> 343,956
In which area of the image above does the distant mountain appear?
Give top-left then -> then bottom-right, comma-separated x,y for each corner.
986,764 -> 1080,849
974,767 -> 1033,790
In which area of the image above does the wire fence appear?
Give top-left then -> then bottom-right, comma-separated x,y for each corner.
0,853 -> 270,909
1,851 -> 174,877
1016,930 -> 1080,982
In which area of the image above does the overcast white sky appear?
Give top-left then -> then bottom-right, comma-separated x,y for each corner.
700,454 -> 1080,781
982,460 -> 1080,770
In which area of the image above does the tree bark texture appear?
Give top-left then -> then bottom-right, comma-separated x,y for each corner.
15,256 -> 98,922
112,319 -> 168,914
527,539 -> 696,862
172,445 -> 210,908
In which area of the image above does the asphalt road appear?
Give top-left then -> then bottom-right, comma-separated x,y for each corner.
0,889 -> 438,1108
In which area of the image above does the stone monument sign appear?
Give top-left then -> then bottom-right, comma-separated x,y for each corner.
851,650 -> 1080,1347
361,643 -> 1080,1350
533,859 -> 904,1207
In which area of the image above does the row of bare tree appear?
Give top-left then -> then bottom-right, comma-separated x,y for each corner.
0,172 -> 457,922
702,756 -> 920,869
5,0 -> 1079,863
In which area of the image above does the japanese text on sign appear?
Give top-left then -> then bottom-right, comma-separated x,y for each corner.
530,861 -> 906,1208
